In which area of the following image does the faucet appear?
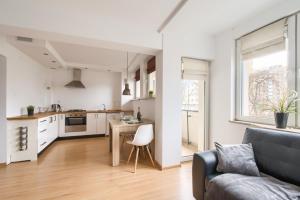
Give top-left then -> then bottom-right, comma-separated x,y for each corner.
102,104 -> 106,110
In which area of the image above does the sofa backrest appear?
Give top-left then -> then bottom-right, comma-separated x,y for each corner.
243,128 -> 300,186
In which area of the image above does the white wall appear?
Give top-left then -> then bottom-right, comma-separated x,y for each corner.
0,55 -> 7,163
210,31 -> 248,147
0,35 -> 51,117
51,69 -> 122,110
209,0 -> 300,148
155,33 -> 183,168
132,99 -> 155,121
0,35 -> 50,163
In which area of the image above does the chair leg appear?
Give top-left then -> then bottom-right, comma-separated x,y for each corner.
127,146 -> 135,164
146,145 -> 155,167
134,146 -> 140,173
141,146 -> 146,158
122,136 -> 125,147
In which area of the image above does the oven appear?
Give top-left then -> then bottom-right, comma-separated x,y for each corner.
65,112 -> 87,133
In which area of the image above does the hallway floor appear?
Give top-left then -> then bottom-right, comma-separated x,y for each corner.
182,142 -> 198,157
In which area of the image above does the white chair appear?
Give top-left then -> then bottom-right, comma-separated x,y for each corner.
126,124 -> 155,173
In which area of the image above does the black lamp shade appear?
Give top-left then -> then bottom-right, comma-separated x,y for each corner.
122,83 -> 131,95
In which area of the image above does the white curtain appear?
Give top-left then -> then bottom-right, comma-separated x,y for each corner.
240,18 -> 288,60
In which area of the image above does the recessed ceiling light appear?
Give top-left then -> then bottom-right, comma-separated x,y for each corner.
43,52 -> 48,56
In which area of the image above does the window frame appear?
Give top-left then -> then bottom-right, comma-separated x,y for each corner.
147,71 -> 156,97
235,15 -> 298,126
135,80 -> 141,99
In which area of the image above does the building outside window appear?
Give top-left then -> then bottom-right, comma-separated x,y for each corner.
235,16 -> 298,125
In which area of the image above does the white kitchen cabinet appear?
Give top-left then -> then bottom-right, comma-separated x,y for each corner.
58,114 -> 65,137
87,113 -> 97,134
96,113 -> 106,134
38,117 -> 49,153
37,115 -> 58,153
7,120 -> 38,164
48,115 -> 58,143
87,113 -> 106,135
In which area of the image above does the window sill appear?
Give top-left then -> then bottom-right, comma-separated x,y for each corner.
131,97 -> 156,101
229,120 -> 300,134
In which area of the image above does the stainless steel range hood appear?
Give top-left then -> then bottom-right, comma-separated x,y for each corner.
65,68 -> 86,88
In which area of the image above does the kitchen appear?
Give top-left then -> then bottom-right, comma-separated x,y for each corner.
2,35 -> 156,166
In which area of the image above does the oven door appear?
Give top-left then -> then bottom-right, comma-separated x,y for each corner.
65,117 -> 86,132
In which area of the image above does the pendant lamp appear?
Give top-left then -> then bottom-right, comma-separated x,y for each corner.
122,52 -> 131,95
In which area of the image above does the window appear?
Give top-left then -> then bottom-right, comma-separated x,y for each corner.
135,68 -> 140,98
135,80 -> 140,98
236,16 -> 297,125
147,56 -> 156,96
148,71 -> 156,95
182,80 -> 200,111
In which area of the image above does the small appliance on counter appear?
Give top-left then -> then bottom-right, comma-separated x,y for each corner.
51,104 -> 61,112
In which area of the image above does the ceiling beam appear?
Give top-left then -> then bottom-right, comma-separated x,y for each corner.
45,41 -> 67,68
157,0 -> 189,33
65,62 -> 126,72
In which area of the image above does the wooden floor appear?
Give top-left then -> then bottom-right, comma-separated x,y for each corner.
182,142 -> 198,157
0,137 -> 194,200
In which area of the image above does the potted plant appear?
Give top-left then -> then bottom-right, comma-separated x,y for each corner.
27,105 -> 34,116
264,90 -> 299,128
149,90 -> 154,97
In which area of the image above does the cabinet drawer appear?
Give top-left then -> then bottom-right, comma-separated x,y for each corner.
38,117 -> 49,131
38,139 -> 48,153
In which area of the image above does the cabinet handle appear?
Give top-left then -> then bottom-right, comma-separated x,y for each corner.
40,142 -> 47,147
40,120 -> 47,123
40,129 -> 47,133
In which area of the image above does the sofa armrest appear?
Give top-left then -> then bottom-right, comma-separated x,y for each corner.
192,150 -> 218,200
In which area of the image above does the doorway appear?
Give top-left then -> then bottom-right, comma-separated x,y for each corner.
181,58 -> 209,161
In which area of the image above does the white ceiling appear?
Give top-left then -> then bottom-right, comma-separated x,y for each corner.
51,42 -> 138,71
165,0 -> 285,35
4,0 -> 287,72
8,36 -> 150,72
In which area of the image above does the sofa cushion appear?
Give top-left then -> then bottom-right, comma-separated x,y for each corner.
205,173 -> 222,191
206,173 -> 300,200
215,142 -> 260,176
243,128 -> 300,186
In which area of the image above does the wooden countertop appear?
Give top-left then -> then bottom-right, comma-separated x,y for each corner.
109,119 -> 154,128
7,110 -> 134,121
7,112 -> 58,121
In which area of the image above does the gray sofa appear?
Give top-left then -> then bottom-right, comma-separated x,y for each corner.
192,128 -> 300,200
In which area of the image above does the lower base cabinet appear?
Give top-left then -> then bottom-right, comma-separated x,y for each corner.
87,113 -> 106,135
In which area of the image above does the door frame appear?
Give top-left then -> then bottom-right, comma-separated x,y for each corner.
181,57 -> 210,161
0,55 -> 7,164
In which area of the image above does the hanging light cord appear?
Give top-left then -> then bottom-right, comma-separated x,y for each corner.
127,52 -> 129,79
